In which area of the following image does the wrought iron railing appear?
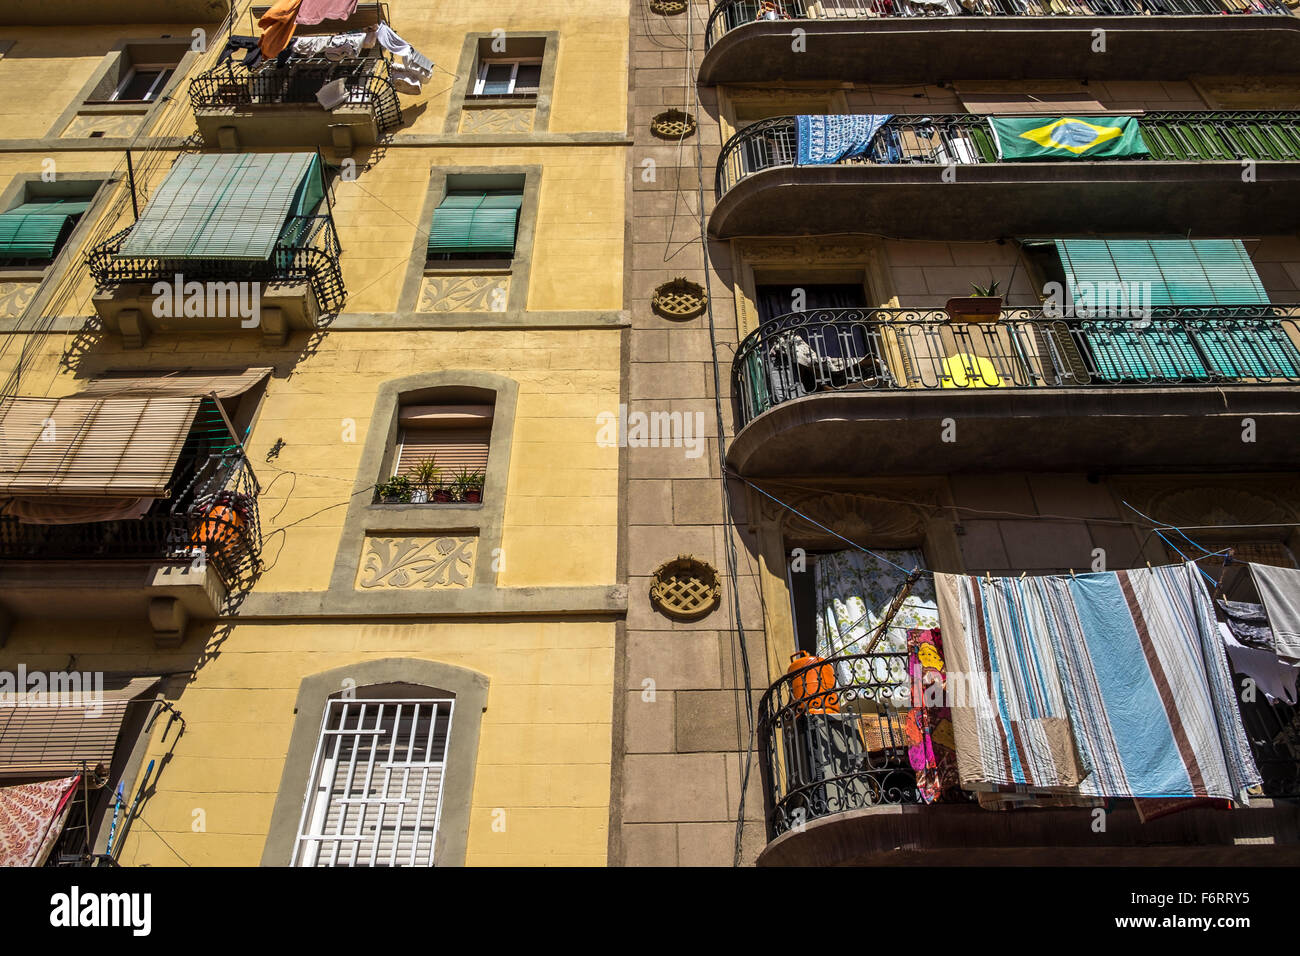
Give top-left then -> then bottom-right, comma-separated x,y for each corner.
733,307 -> 1300,428
759,652 -> 926,838
706,0 -> 1296,50
716,112 -> 1300,195
0,453 -> 262,590
189,55 -> 403,134
87,213 -> 346,316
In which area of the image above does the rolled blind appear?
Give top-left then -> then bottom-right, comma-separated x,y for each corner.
1055,239 -> 1270,307
427,190 -> 522,256
395,427 -> 490,477
0,678 -> 157,777
117,153 -> 320,261
0,198 -> 90,260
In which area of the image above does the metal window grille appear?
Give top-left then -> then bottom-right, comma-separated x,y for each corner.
293,698 -> 453,867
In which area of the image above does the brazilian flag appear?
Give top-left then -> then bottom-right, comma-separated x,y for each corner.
989,116 -> 1149,161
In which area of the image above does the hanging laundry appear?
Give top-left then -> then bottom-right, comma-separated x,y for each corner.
1220,623 -> 1300,704
323,31 -> 366,61
936,565 -> 1262,801
0,775 -> 81,867
217,35 -> 264,69
290,35 -> 331,57
1248,563 -> 1300,661
795,114 -> 893,166
905,627 -> 959,803
373,23 -> 433,80
388,64 -> 423,96
297,0 -> 360,26
316,78 -> 349,110
257,0 -> 304,60
1217,597 -> 1275,651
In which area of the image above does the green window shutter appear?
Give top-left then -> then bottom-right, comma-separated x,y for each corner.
0,198 -> 90,260
117,152 -> 319,261
427,190 -> 522,256
1056,239 -> 1269,308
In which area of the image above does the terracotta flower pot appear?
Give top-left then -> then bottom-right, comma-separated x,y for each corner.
463,488 -> 482,504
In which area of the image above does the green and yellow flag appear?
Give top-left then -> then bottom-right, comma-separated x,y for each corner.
989,115 -> 1149,161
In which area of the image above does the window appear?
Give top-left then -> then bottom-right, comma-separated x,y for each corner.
473,58 -> 542,96
380,403 -> 492,504
110,66 -> 174,103
0,195 -> 91,266
427,188 -> 523,262
293,698 -> 453,867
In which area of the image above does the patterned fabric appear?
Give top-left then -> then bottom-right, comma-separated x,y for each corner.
795,114 -> 893,166
1217,597 -> 1275,651
905,628 -> 959,803
0,775 -> 80,867
937,565 -> 1262,800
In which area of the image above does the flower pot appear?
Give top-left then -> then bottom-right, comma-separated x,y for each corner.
945,296 -> 1003,324
433,489 -> 453,503
463,488 -> 482,504
410,488 -> 429,504
191,499 -> 248,559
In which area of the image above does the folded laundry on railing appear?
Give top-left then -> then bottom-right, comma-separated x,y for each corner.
323,31 -> 367,60
796,114 -> 893,165
316,78 -> 349,110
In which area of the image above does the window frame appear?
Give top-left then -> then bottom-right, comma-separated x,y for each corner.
471,57 -> 543,97
109,64 -> 175,103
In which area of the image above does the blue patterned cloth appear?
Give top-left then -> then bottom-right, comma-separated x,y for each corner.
796,114 -> 893,166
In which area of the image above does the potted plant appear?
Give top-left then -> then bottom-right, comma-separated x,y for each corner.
945,280 -> 1004,324
452,467 -> 486,504
375,474 -> 414,503
410,457 -> 441,504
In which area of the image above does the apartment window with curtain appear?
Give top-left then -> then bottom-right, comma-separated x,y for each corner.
467,36 -> 545,98
292,696 -> 453,867
377,402 -> 492,504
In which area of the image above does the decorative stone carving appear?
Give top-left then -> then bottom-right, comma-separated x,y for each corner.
357,536 -> 477,589
758,489 -> 935,543
418,274 -> 510,313
650,109 -> 697,140
61,112 -> 144,139
459,107 -> 535,134
651,277 -> 708,319
649,0 -> 687,14
0,282 -> 38,319
650,554 -> 722,620
1139,484 -> 1299,528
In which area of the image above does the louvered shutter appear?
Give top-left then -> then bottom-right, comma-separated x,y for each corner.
427,190 -> 522,256
1056,239 -> 1270,308
395,428 -> 490,478
0,199 -> 90,259
117,153 -> 319,261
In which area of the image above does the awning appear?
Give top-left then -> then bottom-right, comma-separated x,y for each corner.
0,677 -> 158,779
1054,239 -> 1271,307
0,198 -> 90,260
0,396 -> 202,497
428,191 -> 522,256
117,152 -> 322,261
77,367 -> 273,399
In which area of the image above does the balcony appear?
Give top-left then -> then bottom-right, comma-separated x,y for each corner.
701,0 -> 1300,84
0,0 -> 229,24
757,651 -> 1300,865
711,112 -> 1300,238
88,214 -> 345,348
728,306 -> 1300,475
0,453 -> 261,645
191,56 -> 403,150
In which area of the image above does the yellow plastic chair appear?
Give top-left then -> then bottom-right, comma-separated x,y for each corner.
940,352 -> 1003,389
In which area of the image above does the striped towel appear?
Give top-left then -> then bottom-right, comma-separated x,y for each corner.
936,565 -> 1261,800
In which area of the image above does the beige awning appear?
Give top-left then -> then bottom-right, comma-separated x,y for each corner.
0,395 -> 201,497
76,367 -> 273,399
0,677 -> 158,779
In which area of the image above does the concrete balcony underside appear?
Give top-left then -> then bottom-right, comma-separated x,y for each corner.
93,281 -> 321,349
0,0 -> 229,24
757,800 -> 1300,866
195,104 -> 383,151
727,386 -> 1300,477
0,560 -> 225,646
699,17 -> 1300,85
709,162 -> 1300,239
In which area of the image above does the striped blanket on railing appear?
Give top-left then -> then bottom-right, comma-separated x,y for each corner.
935,564 -> 1261,800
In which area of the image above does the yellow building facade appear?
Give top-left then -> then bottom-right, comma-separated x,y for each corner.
0,0 -> 628,867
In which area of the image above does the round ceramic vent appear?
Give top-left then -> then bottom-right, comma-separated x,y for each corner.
650,554 -> 722,620
652,277 -> 708,320
650,109 -> 697,140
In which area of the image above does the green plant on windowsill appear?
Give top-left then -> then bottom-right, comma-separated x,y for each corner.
451,467 -> 486,504
410,457 -> 442,503
375,474 -> 414,504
